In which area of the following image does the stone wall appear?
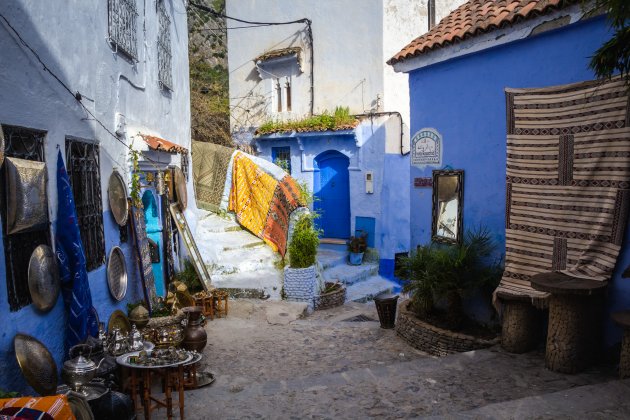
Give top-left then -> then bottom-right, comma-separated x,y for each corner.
395,301 -> 499,356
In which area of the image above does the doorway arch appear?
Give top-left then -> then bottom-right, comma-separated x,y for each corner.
314,150 -> 350,238
142,189 -> 165,296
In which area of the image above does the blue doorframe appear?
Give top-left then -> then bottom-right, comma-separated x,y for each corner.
314,150 -> 350,238
142,189 -> 165,297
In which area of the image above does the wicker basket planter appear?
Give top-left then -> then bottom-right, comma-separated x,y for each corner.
395,300 -> 499,357
314,282 -> 346,311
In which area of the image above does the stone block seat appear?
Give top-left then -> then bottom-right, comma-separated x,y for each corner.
611,310 -> 630,379
496,291 -> 543,354
529,272 -> 607,374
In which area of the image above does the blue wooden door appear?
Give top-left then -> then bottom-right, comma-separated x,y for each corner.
142,190 -> 165,297
314,151 -> 350,238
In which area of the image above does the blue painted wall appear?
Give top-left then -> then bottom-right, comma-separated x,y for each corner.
0,209 -> 141,394
408,15 -> 629,344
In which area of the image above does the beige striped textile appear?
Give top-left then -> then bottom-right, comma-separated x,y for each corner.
494,76 -> 630,305
192,141 -> 235,211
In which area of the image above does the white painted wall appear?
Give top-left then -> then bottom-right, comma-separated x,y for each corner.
0,0 -> 193,215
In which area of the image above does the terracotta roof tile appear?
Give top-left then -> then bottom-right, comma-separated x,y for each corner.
388,0 -> 571,65
139,134 -> 188,154
254,47 -> 302,63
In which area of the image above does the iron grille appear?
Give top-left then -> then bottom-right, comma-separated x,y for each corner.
65,138 -> 106,272
0,125 -> 49,311
181,151 -> 189,181
108,0 -> 138,59
157,1 -> 173,90
272,146 -> 291,174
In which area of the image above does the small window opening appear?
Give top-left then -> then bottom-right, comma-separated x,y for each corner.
275,79 -> 282,113
285,78 -> 292,112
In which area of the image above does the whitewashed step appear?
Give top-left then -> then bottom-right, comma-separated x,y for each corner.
196,212 -> 240,233
211,268 -> 283,300
322,262 -> 379,285
317,248 -> 347,270
196,227 -> 266,253
345,275 -> 398,303
208,244 -> 280,276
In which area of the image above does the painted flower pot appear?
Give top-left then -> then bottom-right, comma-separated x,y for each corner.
348,252 -> 364,265
284,265 -> 316,302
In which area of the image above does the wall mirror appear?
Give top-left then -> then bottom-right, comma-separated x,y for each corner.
432,170 -> 464,244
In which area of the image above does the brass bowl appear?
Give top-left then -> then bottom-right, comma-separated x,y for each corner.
14,333 -> 58,396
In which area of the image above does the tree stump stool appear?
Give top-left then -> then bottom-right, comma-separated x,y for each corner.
611,310 -> 630,379
497,292 -> 542,353
530,272 -> 607,374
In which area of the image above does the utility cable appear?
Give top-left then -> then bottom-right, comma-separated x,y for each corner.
0,11 -> 169,172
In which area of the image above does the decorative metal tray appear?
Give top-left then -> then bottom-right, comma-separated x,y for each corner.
27,245 -> 60,312
14,333 -> 58,396
107,310 -> 131,334
0,124 -> 4,166
107,246 -> 127,301
173,166 -> 187,211
5,157 -> 49,235
107,171 -> 129,226
116,350 -> 193,369
183,351 -> 203,366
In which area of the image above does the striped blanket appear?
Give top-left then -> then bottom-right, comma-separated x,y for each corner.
192,141 -> 236,211
494,76 -> 630,305
229,152 -> 303,256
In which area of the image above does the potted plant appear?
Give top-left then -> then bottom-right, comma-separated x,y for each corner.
347,231 -> 368,265
284,212 -> 320,302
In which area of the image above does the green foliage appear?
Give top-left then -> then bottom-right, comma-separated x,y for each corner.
174,259 -> 204,293
288,213 -> 320,268
129,150 -> 143,208
296,180 -> 316,208
398,227 -> 503,329
588,0 -> 630,84
0,389 -> 19,398
256,107 -> 358,135
274,158 -> 290,173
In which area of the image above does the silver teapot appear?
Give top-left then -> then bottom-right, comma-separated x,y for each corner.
108,327 -> 128,356
61,351 -> 104,392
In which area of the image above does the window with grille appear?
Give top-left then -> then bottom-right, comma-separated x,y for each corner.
108,0 -> 138,59
0,125 -> 50,311
272,146 -> 291,174
157,1 -> 173,90
65,138 -> 106,272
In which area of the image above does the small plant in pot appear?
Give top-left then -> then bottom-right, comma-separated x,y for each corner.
284,212 -> 320,302
347,231 -> 368,265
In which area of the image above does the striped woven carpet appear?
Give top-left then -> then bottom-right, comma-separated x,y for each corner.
494,76 -> 630,304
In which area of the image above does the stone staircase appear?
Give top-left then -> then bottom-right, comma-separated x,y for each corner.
194,210 -> 399,302
317,244 -> 399,302
194,210 -> 283,300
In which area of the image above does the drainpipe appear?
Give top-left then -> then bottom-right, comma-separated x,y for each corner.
354,111 -> 408,156
305,19 -> 314,116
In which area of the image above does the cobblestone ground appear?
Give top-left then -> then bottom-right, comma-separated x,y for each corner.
178,300 -> 630,419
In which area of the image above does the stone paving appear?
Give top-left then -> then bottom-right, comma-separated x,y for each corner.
180,300 -> 630,419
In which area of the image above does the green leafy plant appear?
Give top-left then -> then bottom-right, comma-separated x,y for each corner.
288,212 -> 320,268
347,232 -> 368,253
129,149 -> 144,208
0,389 -> 19,398
174,259 -> 204,293
256,106 -> 358,135
398,227 -> 503,329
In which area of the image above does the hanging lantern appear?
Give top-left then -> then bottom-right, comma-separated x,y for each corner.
156,171 -> 165,195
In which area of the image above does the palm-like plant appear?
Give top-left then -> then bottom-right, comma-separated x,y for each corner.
400,227 -> 502,329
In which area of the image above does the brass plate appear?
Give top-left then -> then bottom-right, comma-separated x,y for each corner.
5,157 -> 49,235
108,171 -> 129,226
14,333 -> 58,396
173,291 -> 195,310
27,245 -> 60,312
108,309 -> 131,335
107,246 -> 128,301
173,166 -> 187,210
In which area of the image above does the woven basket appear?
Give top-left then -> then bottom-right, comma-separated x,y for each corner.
314,282 -> 346,311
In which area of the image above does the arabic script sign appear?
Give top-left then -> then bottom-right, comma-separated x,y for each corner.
411,128 -> 442,168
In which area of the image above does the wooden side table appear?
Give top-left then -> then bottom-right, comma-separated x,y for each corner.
530,272 -> 607,374
611,310 -> 630,379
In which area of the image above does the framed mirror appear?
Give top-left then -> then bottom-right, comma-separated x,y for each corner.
432,170 -> 464,244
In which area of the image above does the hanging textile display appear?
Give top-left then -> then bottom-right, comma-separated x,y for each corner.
129,203 -> 158,313
161,193 -> 176,287
55,151 -> 98,350
192,141 -> 235,211
494,76 -> 630,305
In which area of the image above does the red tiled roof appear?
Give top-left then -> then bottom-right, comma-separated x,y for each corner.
139,134 -> 188,154
388,0 -> 571,65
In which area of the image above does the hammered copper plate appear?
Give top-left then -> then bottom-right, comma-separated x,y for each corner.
108,310 -> 131,334
14,333 -> 58,396
5,157 -> 49,235
107,246 -> 127,301
108,171 -> 129,226
27,245 -> 60,312
173,166 -> 187,210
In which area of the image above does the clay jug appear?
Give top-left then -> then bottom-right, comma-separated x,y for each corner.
182,306 -> 207,351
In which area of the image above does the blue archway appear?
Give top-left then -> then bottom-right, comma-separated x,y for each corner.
314,150 -> 350,238
142,189 -> 165,297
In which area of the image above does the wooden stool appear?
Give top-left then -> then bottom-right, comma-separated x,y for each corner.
214,290 -> 229,318
611,310 -> 630,379
530,272 -> 607,374
497,292 -> 542,354
194,294 -> 214,320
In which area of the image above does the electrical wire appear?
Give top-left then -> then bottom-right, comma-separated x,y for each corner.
0,11 -> 169,172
